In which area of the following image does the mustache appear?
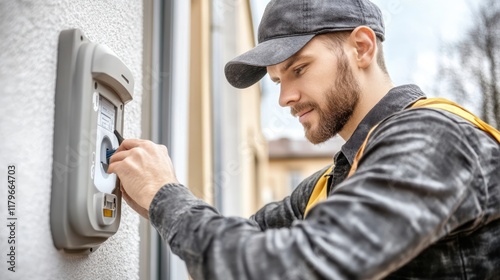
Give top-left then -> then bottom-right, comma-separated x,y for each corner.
290,101 -> 318,117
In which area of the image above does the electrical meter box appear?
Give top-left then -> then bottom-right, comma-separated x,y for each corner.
50,29 -> 133,253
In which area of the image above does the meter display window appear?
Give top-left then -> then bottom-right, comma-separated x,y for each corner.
98,96 -> 116,133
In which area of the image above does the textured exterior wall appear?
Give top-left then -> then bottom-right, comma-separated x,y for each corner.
0,0 -> 143,279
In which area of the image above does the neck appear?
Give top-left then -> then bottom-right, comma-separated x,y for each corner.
338,73 -> 394,141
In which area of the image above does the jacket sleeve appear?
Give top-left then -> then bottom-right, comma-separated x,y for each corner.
149,109 -> 489,280
248,165 -> 331,230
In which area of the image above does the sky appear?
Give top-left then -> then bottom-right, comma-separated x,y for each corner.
251,0 -> 478,140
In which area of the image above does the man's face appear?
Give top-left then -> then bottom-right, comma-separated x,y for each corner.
267,36 -> 361,144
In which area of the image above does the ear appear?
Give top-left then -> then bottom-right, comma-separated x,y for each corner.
349,26 -> 377,69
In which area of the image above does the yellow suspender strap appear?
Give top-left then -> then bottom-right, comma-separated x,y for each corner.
304,97 -> 500,216
304,165 -> 334,217
411,98 -> 500,142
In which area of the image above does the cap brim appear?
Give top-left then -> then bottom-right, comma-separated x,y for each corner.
225,34 -> 315,89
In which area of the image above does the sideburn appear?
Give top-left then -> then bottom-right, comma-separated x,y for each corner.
307,50 -> 361,144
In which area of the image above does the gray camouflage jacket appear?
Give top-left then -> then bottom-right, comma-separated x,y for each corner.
150,85 -> 500,279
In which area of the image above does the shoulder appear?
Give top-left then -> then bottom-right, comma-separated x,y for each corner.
369,106 -> 474,145
360,106 -> 498,171
357,107 -> 481,167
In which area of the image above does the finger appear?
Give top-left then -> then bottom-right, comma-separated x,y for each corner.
107,149 -> 134,174
108,148 -> 134,164
115,138 -> 147,153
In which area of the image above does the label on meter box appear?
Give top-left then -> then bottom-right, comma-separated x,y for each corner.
98,96 -> 116,132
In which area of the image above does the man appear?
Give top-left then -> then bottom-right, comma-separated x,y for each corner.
109,0 -> 500,279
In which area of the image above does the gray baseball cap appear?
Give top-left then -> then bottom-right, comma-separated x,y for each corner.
224,0 -> 385,89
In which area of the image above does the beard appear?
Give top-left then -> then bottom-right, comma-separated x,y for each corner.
291,51 -> 361,144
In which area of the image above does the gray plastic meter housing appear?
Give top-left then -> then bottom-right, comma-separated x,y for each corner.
50,29 -> 133,254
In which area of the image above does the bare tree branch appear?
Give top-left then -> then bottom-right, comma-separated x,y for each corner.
437,0 -> 500,127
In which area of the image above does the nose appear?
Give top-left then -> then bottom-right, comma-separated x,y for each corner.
278,83 -> 300,107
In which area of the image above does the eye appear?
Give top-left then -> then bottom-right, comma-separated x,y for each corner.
293,65 -> 305,76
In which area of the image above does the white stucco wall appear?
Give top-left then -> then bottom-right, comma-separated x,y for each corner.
0,0 -> 143,279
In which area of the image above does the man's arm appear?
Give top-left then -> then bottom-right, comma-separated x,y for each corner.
145,109 -> 489,279
110,109 -> 490,279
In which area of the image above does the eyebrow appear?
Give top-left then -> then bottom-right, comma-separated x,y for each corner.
281,54 -> 302,72
269,54 -> 311,83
